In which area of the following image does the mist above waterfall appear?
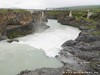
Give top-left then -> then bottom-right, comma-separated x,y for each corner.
31,22 -> 49,32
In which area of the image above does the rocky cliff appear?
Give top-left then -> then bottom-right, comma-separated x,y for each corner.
58,15 -> 100,75
0,9 -> 49,40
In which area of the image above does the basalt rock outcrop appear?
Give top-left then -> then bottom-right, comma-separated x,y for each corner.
6,22 -> 49,39
18,68 -> 64,75
58,15 -> 100,75
0,9 -> 49,39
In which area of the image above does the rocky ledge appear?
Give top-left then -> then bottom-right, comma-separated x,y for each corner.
0,9 -> 49,40
59,16 -> 100,75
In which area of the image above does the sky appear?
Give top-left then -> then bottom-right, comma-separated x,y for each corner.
0,0 -> 100,9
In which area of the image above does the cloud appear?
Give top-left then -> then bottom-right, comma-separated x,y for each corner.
0,0 -> 100,9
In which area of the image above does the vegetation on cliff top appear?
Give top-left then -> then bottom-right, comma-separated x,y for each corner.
0,9 -> 30,14
0,9 -> 33,25
0,9 -> 34,39
52,5 -> 100,11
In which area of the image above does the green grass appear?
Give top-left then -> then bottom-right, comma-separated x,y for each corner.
72,11 -> 87,18
0,9 -> 30,15
54,5 -> 100,11
89,61 -> 100,70
86,25 -> 96,29
46,11 -> 61,15
90,31 -> 100,35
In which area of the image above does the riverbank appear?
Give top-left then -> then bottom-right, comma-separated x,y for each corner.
17,19 -> 87,75
59,17 -> 100,75
18,12 -> 100,75
0,19 -> 81,75
0,9 -> 99,75
17,19 -> 84,75
0,9 -> 49,40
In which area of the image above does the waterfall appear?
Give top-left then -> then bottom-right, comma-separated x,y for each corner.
42,11 -> 44,18
69,11 -> 72,17
87,10 -> 93,19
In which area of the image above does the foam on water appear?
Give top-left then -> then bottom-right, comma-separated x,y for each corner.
0,41 -> 63,75
17,19 -> 80,57
0,19 -> 80,75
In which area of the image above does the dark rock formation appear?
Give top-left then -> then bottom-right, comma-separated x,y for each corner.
58,17 -> 76,26
18,68 -> 63,75
0,9 -> 49,40
61,40 -> 76,47
6,18 -> 21,25
75,32 -> 97,42
6,22 -> 49,39
58,16 -> 100,75
7,39 -> 19,43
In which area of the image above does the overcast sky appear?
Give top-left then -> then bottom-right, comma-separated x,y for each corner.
0,0 -> 100,9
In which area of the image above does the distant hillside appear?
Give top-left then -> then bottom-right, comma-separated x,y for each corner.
51,5 -> 100,10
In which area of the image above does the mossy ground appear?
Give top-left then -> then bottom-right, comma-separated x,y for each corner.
0,9 -> 29,14
7,29 -> 32,39
89,61 -> 100,72
90,31 -> 100,35
86,25 -> 96,29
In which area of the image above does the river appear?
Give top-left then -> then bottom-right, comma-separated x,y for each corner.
0,19 -> 80,75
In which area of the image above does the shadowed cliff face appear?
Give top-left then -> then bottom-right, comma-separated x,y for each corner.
0,9 -> 49,39
0,9 -> 33,36
58,12 -> 100,75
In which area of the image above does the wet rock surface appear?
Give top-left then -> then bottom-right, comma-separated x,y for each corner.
58,16 -> 100,75
7,39 -> 19,43
18,14 -> 100,75
18,68 -> 63,75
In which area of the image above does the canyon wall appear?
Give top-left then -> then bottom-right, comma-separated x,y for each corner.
0,9 -> 48,40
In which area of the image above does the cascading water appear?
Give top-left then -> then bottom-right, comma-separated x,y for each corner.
0,19 -> 80,75
18,19 -> 80,57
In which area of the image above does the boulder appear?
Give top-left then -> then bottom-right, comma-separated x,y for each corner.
7,39 -> 19,43
61,40 -> 76,47
76,32 -> 96,42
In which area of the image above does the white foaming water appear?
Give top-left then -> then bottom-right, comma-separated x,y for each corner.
0,42 -> 63,75
17,19 -> 80,57
0,19 -> 80,75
